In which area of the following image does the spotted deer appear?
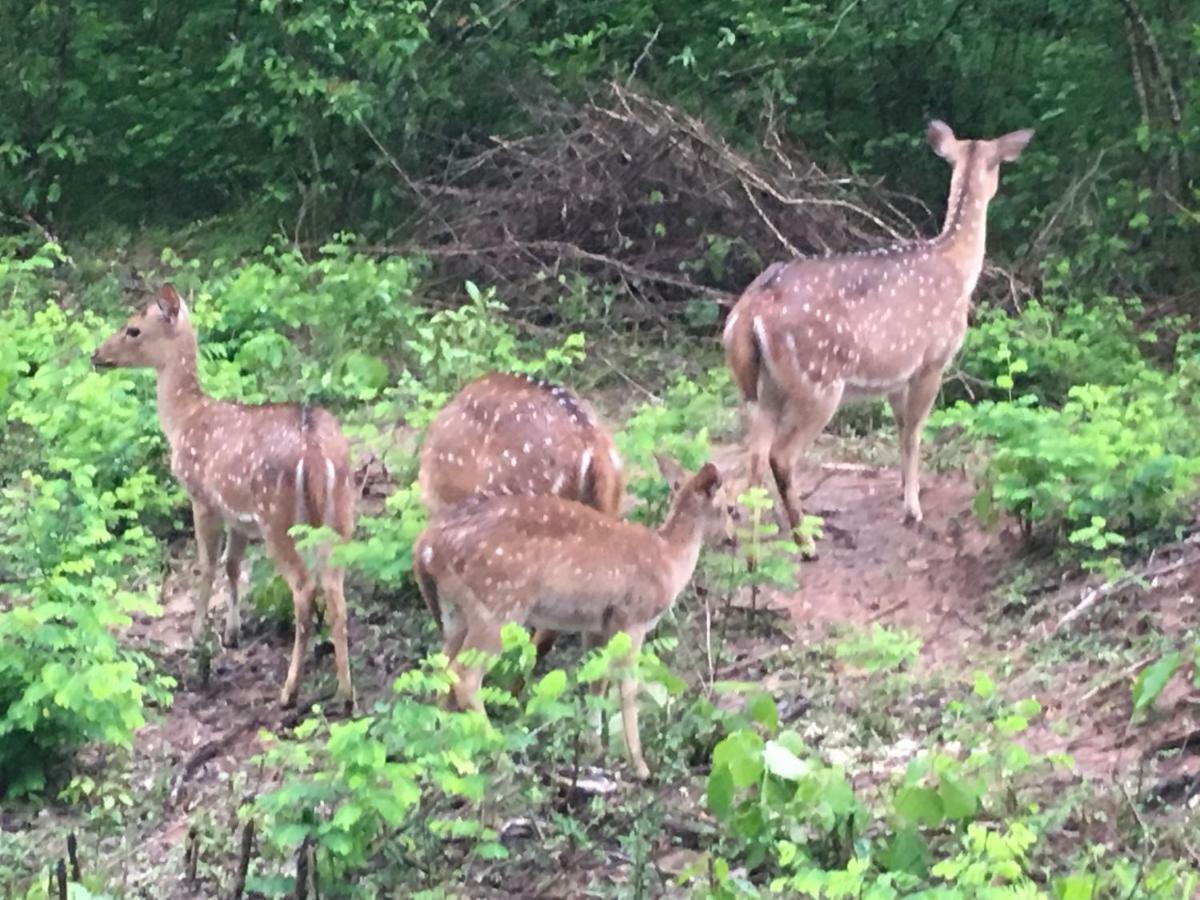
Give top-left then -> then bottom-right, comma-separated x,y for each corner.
418,371 -> 626,667
724,120 -> 1034,534
413,458 -> 731,779
91,284 -> 355,710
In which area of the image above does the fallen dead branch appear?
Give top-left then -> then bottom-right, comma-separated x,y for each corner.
1053,553 -> 1200,635
373,82 -> 934,318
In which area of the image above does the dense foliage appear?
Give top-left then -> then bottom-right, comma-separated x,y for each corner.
1,0 -> 1196,298
2,0 -> 1199,896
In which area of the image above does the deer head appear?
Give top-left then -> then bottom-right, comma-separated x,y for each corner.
656,455 -> 739,546
92,284 -> 194,371
927,120 -> 1035,203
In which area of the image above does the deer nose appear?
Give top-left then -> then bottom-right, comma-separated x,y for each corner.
90,349 -> 110,369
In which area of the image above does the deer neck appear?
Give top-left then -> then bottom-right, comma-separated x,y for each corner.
933,153 -> 991,292
155,337 -> 206,445
657,498 -> 706,597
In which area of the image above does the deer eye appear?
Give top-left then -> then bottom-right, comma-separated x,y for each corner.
125,327 -> 141,338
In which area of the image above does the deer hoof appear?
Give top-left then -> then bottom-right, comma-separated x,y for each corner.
335,690 -> 356,717
278,687 -> 298,710
631,760 -> 652,782
222,623 -> 240,649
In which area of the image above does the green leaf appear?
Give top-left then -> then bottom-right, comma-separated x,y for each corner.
707,764 -> 735,818
893,786 -> 944,827
1132,651 -> 1182,715
533,668 -> 567,700
937,774 -> 978,821
711,730 -> 764,787
880,826 -> 929,876
972,672 -> 996,700
746,690 -> 778,733
763,740 -> 808,780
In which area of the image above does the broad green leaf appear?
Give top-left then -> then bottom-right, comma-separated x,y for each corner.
1132,651 -> 1182,715
893,786 -> 943,827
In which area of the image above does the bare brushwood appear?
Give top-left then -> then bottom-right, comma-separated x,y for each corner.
367,83 -> 944,315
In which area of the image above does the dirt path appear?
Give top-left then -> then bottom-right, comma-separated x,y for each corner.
755,460 -> 1200,794
769,463 -> 1011,668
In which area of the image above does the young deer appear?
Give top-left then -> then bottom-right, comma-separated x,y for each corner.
413,458 -> 731,779
724,120 -> 1034,533
418,371 -> 626,665
92,284 -> 355,710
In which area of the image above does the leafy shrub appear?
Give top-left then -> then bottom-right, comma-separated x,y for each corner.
249,626 -> 687,894
955,294 -> 1152,407
0,249 -> 174,795
935,363 -> 1200,561
699,673 -> 1079,898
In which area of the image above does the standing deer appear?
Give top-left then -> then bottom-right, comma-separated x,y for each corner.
418,371 -> 626,667
413,458 -> 732,779
724,120 -> 1034,534
91,284 -> 355,711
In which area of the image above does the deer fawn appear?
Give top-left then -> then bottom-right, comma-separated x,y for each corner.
92,284 -> 355,711
413,457 -> 731,779
418,371 -> 626,666
724,120 -> 1034,534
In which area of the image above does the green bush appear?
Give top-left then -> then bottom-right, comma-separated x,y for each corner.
0,247 -> 174,796
935,366 -> 1200,562
955,294 -> 1152,407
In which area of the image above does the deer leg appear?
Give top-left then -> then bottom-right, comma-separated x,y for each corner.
451,623 -> 504,715
264,532 -> 316,709
899,368 -> 943,523
510,627 -> 559,697
222,531 -> 249,648
190,503 -> 223,644
887,388 -> 908,497
616,626 -> 650,780
770,382 -> 844,541
318,564 -> 354,712
744,401 -> 787,531
580,631 -> 607,756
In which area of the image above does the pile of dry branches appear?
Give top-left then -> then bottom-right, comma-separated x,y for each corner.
380,82 -> 929,320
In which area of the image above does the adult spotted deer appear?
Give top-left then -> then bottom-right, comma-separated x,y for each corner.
418,371 -> 626,667
413,458 -> 731,779
92,284 -> 354,710
418,372 -> 624,516
724,120 -> 1034,534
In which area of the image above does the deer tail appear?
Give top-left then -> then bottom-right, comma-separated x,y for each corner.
413,539 -> 442,629
724,302 -> 762,403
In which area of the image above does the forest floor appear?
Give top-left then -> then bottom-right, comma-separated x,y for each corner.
7,439 -> 1200,896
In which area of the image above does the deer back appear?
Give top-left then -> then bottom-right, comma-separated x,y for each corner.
418,373 -> 624,516
174,401 -> 354,539
724,249 -> 967,402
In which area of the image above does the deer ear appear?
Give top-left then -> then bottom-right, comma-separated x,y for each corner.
693,462 -> 721,499
927,120 -> 959,163
994,128 -> 1034,162
655,454 -> 687,490
156,284 -> 182,322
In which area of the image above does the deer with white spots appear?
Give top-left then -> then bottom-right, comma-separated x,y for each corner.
413,458 -> 732,780
418,371 -> 626,666
724,120 -> 1034,535
92,284 -> 355,711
